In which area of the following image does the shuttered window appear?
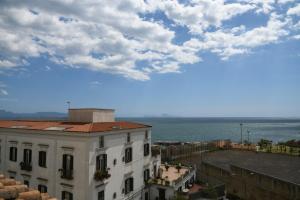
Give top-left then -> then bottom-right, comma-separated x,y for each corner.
23,149 -> 32,164
9,147 -> 17,162
125,147 -> 132,163
96,154 -> 107,172
62,191 -> 73,200
125,177 -> 134,194
39,151 -> 47,167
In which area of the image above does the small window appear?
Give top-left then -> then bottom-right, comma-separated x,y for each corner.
62,191 -> 73,200
127,133 -> 131,143
24,180 -> 29,187
99,136 -> 104,148
113,192 -> 117,199
125,147 -> 132,163
39,151 -> 47,168
98,190 -> 104,200
144,169 -> 150,182
113,159 -> 117,166
61,154 -> 73,180
125,177 -> 134,194
9,147 -> 17,162
96,154 -> 107,172
23,149 -> 32,164
145,131 -> 148,139
144,143 -> 150,156
145,192 -> 149,200
38,184 -> 47,193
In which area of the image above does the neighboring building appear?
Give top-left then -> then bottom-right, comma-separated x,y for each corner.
0,173 -> 57,199
148,164 -> 196,200
201,150 -> 300,200
0,108 -> 155,200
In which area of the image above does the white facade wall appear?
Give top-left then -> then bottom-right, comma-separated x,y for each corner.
0,127 -> 152,200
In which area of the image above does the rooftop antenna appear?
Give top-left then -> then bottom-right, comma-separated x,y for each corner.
240,123 -> 243,145
66,101 -> 71,110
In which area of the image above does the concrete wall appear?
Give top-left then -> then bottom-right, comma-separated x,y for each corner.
202,162 -> 300,200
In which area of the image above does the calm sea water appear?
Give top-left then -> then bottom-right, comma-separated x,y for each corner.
120,118 -> 300,143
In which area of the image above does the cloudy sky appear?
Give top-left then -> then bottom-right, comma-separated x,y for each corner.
0,0 -> 300,117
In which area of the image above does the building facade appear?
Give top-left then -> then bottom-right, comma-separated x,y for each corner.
0,108 -> 157,200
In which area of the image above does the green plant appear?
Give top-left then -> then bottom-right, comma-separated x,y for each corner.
94,170 -> 111,181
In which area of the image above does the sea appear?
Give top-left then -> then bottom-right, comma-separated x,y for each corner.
120,117 -> 300,143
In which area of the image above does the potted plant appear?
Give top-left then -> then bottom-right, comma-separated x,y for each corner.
165,164 -> 170,171
176,163 -> 182,173
94,170 -> 111,181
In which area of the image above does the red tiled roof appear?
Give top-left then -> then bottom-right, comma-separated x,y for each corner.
0,120 -> 150,133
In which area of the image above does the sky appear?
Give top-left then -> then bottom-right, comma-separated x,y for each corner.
0,0 -> 300,117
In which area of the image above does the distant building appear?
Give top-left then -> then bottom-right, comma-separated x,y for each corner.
201,150 -> 300,200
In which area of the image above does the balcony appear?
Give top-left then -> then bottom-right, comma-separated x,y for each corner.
20,162 -> 32,171
59,169 -> 73,180
94,169 -> 111,182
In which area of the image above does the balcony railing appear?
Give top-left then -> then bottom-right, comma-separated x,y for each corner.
59,168 -> 74,180
20,162 -> 32,171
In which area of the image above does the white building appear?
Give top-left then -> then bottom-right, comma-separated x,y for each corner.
0,108 -> 159,200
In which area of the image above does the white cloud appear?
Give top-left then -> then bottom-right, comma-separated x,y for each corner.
0,0 -> 297,80
0,89 -> 8,96
277,0 -> 295,4
184,13 -> 290,59
287,4 -> 300,16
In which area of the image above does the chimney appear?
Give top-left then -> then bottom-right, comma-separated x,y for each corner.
68,108 -> 115,123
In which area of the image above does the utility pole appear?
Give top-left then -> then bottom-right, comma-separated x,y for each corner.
247,129 -> 250,149
240,123 -> 243,145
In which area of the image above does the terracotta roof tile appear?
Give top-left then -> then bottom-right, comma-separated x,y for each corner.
0,120 -> 150,133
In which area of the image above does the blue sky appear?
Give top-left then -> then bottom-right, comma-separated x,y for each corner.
0,0 -> 300,117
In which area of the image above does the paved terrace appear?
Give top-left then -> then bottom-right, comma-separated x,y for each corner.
202,150 -> 300,185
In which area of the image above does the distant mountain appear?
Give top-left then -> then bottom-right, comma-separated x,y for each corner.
0,110 -> 67,120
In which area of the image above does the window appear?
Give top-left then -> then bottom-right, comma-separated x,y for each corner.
24,180 -> 29,187
61,154 -> 73,179
144,169 -> 150,182
9,147 -> 17,162
125,147 -> 132,163
62,191 -> 73,200
145,131 -> 148,139
98,190 -> 104,200
99,136 -> 104,148
144,143 -> 150,156
96,154 -> 107,172
113,192 -> 117,199
38,184 -> 47,193
23,149 -> 32,165
127,133 -> 131,143
39,151 -> 47,167
125,177 -> 134,194
145,192 -> 149,200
